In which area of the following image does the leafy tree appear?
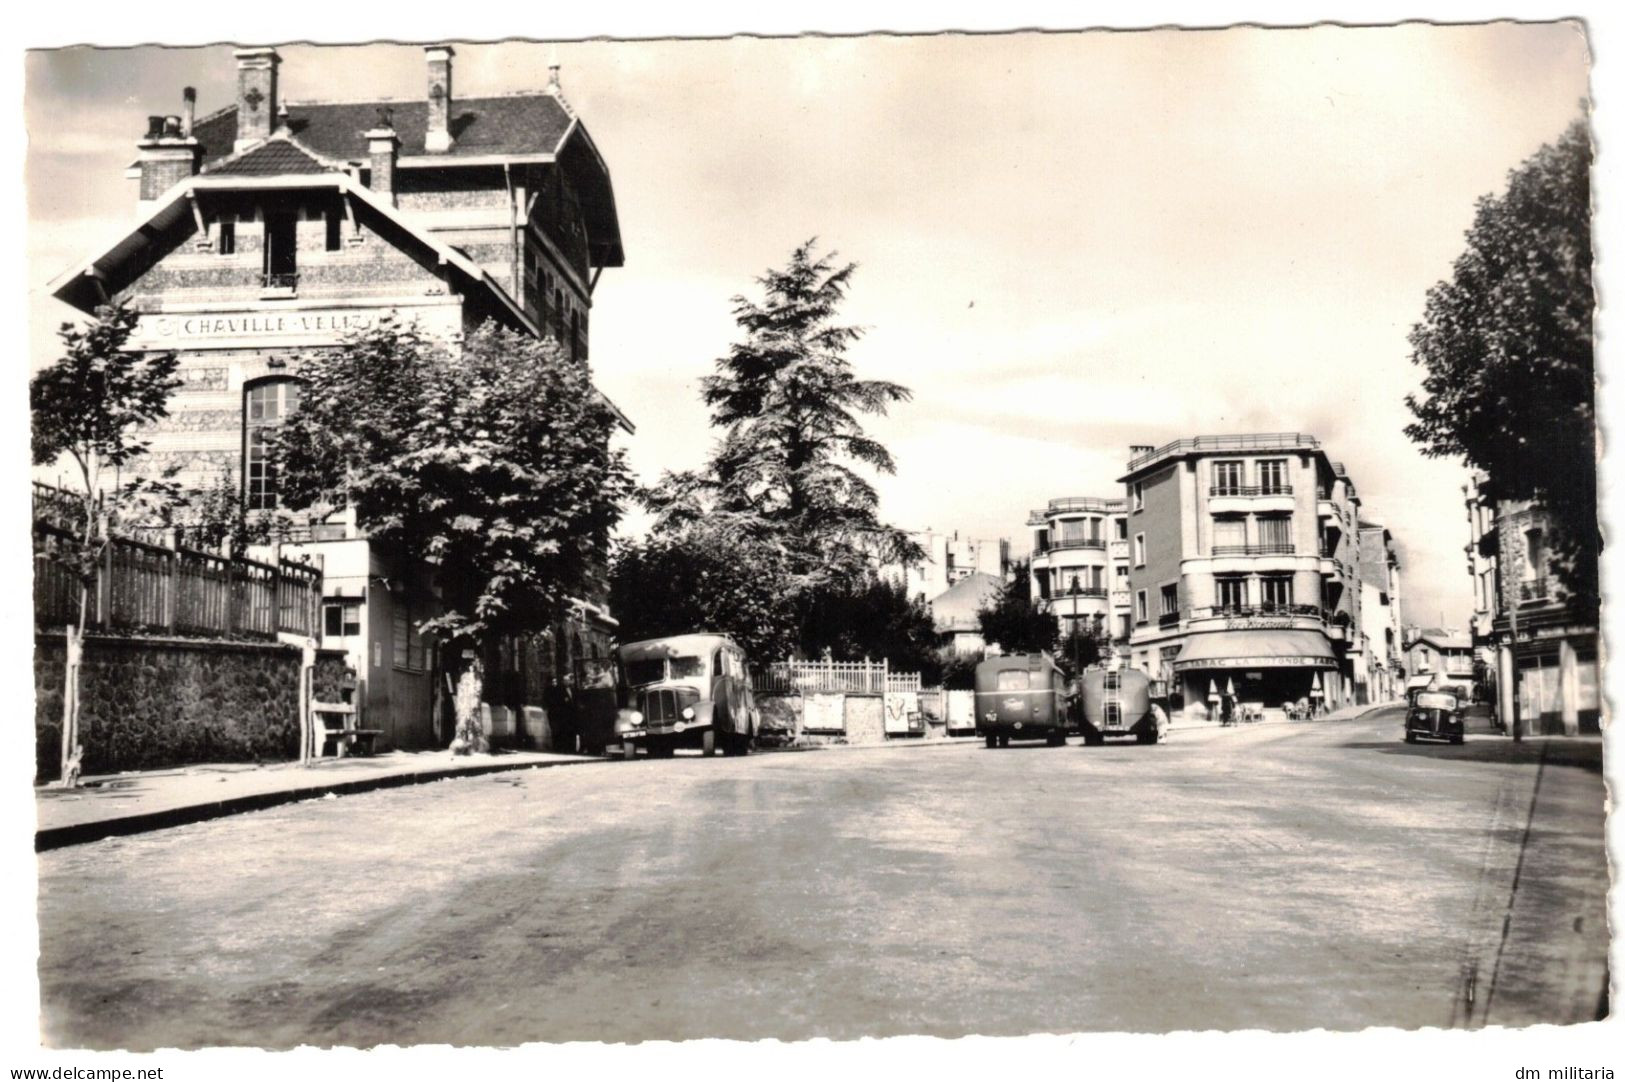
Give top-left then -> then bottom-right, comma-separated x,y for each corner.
1405,119 -> 1596,605
799,576 -> 941,677
609,523 -> 800,663
30,301 -> 181,785
276,317 -> 631,750
647,240 -> 920,587
162,469 -> 286,557
1057,624 -> 1106,677
976,560 -> 1057,657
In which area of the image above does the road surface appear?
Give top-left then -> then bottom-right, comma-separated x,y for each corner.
37,706 -> 1609,1047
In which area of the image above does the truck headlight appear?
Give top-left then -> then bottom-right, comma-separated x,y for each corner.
682,706 -> 695,720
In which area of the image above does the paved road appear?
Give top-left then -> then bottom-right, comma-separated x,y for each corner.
37,707 -> 1608,1048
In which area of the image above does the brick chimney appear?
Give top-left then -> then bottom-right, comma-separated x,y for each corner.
425,45 -> 454,153
233,47 -> 280,151
366,108 -> 400,204
136,90 -> 200,204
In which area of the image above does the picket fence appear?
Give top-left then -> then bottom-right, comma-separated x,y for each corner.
753,658 -> 923,696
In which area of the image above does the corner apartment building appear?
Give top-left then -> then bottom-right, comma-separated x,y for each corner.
1118,433 -> 1367,717
47,46 -> 628,751
1462,473 -> 1600,735
1026,497 -> 1133,652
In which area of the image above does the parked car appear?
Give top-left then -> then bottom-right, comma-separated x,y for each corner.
974,654 -> 1070,748
1405,689 -> 1464,745
613,633 -> 759,758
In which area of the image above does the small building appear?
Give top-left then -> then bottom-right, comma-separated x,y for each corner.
1356,521 -> 1406,702
46,45 -> 628,751
927,572 -> 1006,655
1404,628 -> 1475,692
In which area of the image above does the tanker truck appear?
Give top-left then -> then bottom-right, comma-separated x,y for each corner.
1076,666 -> 1169,745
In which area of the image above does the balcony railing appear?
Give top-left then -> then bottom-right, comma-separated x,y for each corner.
1186,602 -> 1325,623
1211,543 -> 1295,557
1126,433 -> 1319,474
261,272 -> 300,292
1209,484 -> 1293,498
1050,537 -> 1107,551
1049,586 -> 1109,601
1158,611 -> 1181,629
1519,576 -> 1560,603
1045,496 -> 1126,515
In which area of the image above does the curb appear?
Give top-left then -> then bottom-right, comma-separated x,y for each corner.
756,735 -> 982,753
35,756 -> 603,853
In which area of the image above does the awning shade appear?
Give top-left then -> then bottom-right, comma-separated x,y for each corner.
1173,629 -> 1337,672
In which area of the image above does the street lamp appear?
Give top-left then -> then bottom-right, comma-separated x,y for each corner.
1067,578 -> 1083,675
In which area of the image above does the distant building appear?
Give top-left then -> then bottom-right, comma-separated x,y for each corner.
927,572 -> 1006,655
1026,496 -> 1132,652
892,530 -> 1009,604
1356,522 -> 1406,702
1404,627 -> 1474,689
1463,473 -> 1600,735
1117,433 -> 1369,717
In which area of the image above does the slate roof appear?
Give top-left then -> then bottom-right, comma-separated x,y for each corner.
930,573 -> 1007,631
1414,628 -> 1472,651
192,95 -> 575,168
208,138 -> 337,176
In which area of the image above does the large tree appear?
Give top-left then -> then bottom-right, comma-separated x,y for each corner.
1405,119 -> 1596,604
648,239 -> 919,585
31,301 -> 181,785
977,560 -> 1058,658
276,318 -> 630,748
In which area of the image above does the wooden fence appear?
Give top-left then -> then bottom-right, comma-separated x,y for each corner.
33,522 -> 322,641
753,658 -> 923,696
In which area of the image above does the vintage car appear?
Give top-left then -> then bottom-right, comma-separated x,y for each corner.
1405,690 -> 1464,745
613,633 -> 759,758
1076,666 -> 1169,745
974,653 -> 1070,748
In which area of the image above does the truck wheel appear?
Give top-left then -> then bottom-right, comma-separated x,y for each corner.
1404,731 -> 1417,744
998,735 -> 1010,748
622,743 -> 637,761
985,734 -> 997,749
702,730 -> 716,757
1047,732 -> 1065,747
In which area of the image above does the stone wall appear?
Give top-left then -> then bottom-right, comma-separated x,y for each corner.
34,634 -> 339,783
753,692 -> 915,748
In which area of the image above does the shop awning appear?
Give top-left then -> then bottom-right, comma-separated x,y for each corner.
1173,629 -> 1337,672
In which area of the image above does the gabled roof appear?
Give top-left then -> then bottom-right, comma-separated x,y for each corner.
930,572 -> 1006,631
1414,628 -> 1471,651
192,95 -> 575,166
206,136 -> 339,176
186,94 -> 622,268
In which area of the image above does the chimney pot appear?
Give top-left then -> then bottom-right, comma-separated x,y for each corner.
181,86 -> 196,136
146,115 -> 165,139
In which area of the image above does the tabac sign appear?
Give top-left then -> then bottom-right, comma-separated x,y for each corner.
130,304 -> 458,350
1174,655 -> 1334,671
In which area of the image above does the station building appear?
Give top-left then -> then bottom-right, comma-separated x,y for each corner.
1118,433 -> 1369,718
47,45 -> 629,751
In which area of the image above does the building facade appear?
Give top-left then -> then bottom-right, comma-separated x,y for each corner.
1403,628 -> 1474,689
1356,522 -> 1406,702
47,46 -> 627,751
1118,433 -> 1367,717
1463,474 -> 1601,735
1026,497 -> 1133,654
899,530 -> 1009,605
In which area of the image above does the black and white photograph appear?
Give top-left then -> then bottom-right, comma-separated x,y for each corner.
6,4 -> 1617,1075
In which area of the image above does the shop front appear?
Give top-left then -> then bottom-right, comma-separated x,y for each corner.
1173,628 -> 1339,718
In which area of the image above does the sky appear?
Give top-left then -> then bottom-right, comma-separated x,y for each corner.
21,22 -> 1593,632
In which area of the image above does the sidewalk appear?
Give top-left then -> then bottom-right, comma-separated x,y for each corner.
35,747 -> 601,852
1170,699 -> 1400,731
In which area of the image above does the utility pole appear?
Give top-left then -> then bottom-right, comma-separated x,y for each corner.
1498,498 -> 1524,743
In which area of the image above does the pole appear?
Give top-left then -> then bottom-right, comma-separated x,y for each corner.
1499,499 -> 1524,743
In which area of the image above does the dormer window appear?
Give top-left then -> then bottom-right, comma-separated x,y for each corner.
217,217 -> 236,255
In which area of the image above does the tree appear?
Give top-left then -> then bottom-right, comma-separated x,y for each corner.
799,576 -> 941,678
276,317 -> 631,751
1405,119 -> 1596,605
976,561 -> 1058,657
647,240 -> 920,588
162,469 -> 286,557
30,301 -> 181,786
609,523 -> 800,664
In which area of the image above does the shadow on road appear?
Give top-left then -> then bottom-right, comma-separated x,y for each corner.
1337,737 -> 1602,774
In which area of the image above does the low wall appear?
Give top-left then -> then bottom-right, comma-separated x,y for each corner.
35,633 -> 344,783
756,690 -> 954,747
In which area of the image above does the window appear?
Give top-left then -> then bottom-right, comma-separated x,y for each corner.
996,670 -> 1031,691
1059,519 -> 1086,543
1216,575 -> 1247,611
1257,515 -> 1292,553
1115,517 -> 1128,540
1135,590 -> 1149,624
1119,614 -> 1133,641
1258,459 -> 1288,494
1115,565 -> 1129,583
391,602 -> 426,671
1260,575 -> 1293,607
323,599 -> 362,637
1134,533 -> 1146,567
1212,516 -> 1246,552
244,379 -> 301,511
1034,528 -> 1049,553
1087,517 -> 1102,543
1212,460 -> 1244,495
217,217 -> 236,255
1035,568 -> 1051,600
1131,481 -> 1144,511
263,211 -> 298,286
1159,584 -> 1178,615
325,209 -> 343,251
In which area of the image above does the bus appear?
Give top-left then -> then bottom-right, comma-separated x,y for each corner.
974,653 -> 1071,748
613,633 -> 759,758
